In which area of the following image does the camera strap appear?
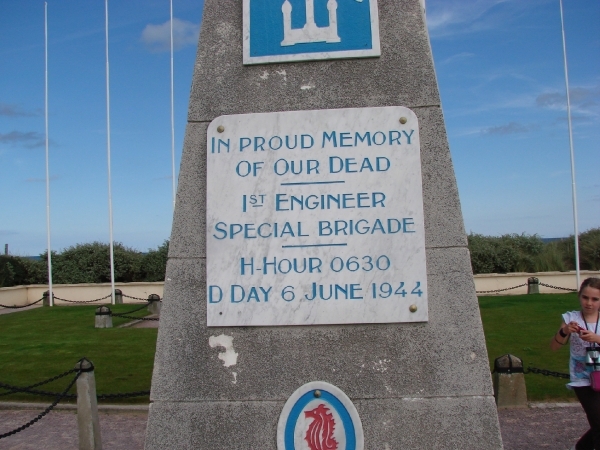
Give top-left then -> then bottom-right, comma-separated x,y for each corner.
582,310 -> 600,370
581,310 -> 599,337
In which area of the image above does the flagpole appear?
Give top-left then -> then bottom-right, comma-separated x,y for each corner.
559,0 -> 580,288
105,0 -> 116,304
44,2 -> 54,307
170,0 -> 176,211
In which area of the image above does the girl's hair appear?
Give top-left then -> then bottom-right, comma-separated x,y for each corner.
579,277 -> 600,295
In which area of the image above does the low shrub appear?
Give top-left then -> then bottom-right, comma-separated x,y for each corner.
38,242 -> 144,284
2,228 -> 596,284
468,233 -> 544,274
0,255 -> 29,287
0,241 -> 170,287
546,228 -> 600,271
468,227 -> 599,274
139,240 -> 169,282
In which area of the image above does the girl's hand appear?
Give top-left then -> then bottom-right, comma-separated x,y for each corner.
566,321 -> 582,334
578,330 -> 600,344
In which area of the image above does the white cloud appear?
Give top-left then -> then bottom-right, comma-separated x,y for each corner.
426,0 -> 510,36
141,18 -> 199,52
482,121 -> 536,135
0,130 -> 45,148
25,175 -> 60,183
425,0 -> 551,38
0,103 -> 41,117
536,84 -> 600,118
439,52 -> 475,65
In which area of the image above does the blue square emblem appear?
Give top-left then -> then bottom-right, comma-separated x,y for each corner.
243,0 -> 381,64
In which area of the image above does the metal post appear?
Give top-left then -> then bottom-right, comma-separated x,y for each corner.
114,288 -> 123,305
104,0 -> 116,305
527,277 -> 540,295
95,306 -> 113,328
170,0 -> 176,212
44,2 -> 54,307
147,294 -> 161,315
43,290 -> 52,307
559,0 -> 580,288
493,354 -> 527,408
75,358 -> 102,450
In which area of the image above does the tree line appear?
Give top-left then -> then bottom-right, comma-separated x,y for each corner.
0,228 -> 598,288
0,241 -> 168,288
468,227 -> 599,274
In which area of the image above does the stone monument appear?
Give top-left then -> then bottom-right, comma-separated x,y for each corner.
145,0 -> 503,448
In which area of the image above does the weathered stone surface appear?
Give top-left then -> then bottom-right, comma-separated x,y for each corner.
493,355 -> 528,408
167,122 -> 207,259
169,107 -> 468,259
151,248 -> 492,403
145,401 -> 280,450
146,0 -> 502,447
494,373 -> 529,409
76,361 -> 102,450
415,106 -> 468,249
146,396 -> 502,449
94,306 -> 112,329
357,396 -> 503,449
188,0 -> 439,122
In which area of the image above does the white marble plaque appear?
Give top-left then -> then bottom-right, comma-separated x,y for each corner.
207,106 -> 427,326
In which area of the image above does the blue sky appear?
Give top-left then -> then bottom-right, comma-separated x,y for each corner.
1,0 -> 598,256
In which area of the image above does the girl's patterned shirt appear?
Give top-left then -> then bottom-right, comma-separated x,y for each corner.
562,310 -> 599,388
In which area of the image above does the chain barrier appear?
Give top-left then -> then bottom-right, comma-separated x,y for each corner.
53,293 -> 112,304
0,369 -> 82,440
1,293 -> 161,308
122,293 -> 161,302
538,282 -> 577,292
114,314 -> 159,321
0,382 -> 76,399
524,366 -> 570,379
111,302 -> 151,317
476,283 -> 527,294
0,367 -> 150,402
0,368 -> 77,397
97,390 -> 150,400
476,281 -> 579,294
0,298 -> 44,309
0,381 -> 150,399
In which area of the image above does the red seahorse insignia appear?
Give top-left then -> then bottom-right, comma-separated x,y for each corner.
304,404 -> 338,450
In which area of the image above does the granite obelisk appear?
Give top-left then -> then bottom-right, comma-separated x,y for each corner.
145,0 -> 503,448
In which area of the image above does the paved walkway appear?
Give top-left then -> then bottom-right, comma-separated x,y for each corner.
0,402 -> 589,449
0,406 -> 147,450
0,305 -> 42,316
500,403 -> 587,449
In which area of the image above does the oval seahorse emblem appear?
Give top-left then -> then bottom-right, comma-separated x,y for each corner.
277,381 -> 364,450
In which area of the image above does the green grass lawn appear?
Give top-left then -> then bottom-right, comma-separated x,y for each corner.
479,292 -> 580,402
0,304 -> 157,403
0,293 -> 583,404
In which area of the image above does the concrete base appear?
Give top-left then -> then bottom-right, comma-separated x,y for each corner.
494,373 -> 528,408
94,315 -> 112,328
146,396 -> 501,449
76,362 -> 102,450
147,301 -> 161,316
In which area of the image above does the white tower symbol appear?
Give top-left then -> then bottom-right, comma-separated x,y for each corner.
281,0 -> 341,46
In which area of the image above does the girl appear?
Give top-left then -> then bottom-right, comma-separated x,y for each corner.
551,277 -> 600,450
